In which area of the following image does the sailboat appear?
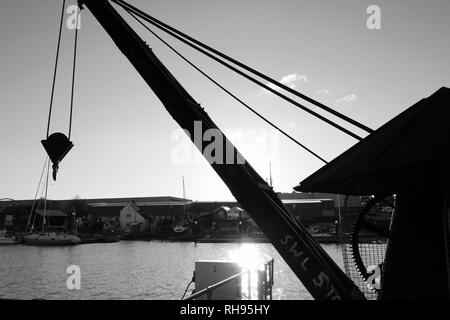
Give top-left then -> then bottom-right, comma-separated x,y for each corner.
23,231 -> 81,245
23,209 -> 81,245
23,159 -> 81,246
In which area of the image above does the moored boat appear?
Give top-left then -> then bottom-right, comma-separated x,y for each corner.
79,232 -> 120,244
23,232 -> 81,245
0,229 -> 18,244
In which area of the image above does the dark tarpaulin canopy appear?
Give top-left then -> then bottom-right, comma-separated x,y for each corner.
294,87 -> 450,195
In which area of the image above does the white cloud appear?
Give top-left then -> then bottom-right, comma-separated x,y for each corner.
336,94 -> 357,104
280,74 -> 307,85
264,73 -> 307,93
315,89 -> 330,95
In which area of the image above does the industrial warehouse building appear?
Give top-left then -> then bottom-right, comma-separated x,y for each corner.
0,193 -> 362,231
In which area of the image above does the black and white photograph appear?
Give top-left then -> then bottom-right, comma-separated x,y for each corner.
0,0 -> 449,312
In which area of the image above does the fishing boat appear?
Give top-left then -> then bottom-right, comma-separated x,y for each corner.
23,232 -> 81,245
0,229 -> 18,244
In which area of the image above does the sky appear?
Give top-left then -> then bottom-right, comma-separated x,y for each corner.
0,0 -> 449,202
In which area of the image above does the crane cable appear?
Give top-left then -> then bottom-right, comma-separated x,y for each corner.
46,0 -> 80,140
68,8 -> 80,140
119,4 -> 396,202
111,0 -> 372,140
46,0 -> 66,138
123,8 -> 328,164
113,0 -> 361,140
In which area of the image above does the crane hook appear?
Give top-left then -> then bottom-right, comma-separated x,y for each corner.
41,132 -> 74,181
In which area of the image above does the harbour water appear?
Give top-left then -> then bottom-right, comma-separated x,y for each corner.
0,241 -> 344,300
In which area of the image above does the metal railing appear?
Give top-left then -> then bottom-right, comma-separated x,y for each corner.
183,270 -> 250,300
259,258 -> 274,300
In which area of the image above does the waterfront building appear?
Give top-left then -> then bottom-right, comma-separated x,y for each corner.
119,201 -> 148,233
0,193 -> 360,233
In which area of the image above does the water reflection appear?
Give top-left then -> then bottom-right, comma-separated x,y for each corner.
227,243 -> 272,300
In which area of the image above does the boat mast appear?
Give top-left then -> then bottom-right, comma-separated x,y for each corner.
42,159 -> 51,233
269,161 -> 273,188
182,176 -> 187,224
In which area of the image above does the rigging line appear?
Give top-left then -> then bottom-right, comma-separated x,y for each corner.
112,0 -> 373,136
31,177 -> 48,232
69,9 -> 80,140
124,9 -> 328,164
181,280 -> 194,299
42,158 -> 51,232
46,0 -> 67,138
113,2 -> 363,141
26,157 -> 49,232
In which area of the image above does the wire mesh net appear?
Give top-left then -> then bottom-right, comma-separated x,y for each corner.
341,242 -> 386,300
339,198 -> 391,300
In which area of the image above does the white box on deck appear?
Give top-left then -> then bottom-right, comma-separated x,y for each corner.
194,260 -> 242,300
